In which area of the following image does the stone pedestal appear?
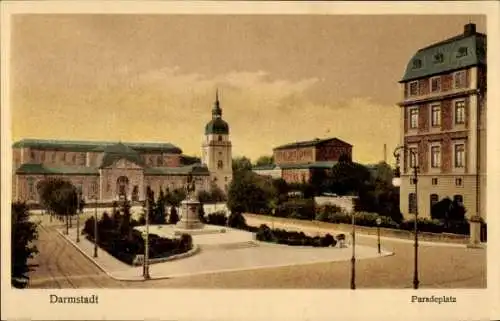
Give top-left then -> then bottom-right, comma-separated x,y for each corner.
176,197 -> 204,230
467,218 -> 483,248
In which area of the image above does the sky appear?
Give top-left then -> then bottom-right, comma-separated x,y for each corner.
10,14 -> 486,164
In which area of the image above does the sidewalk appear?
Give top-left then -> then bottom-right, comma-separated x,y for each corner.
243,214 -> 477,248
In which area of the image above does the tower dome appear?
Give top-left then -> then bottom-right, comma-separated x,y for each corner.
205,90 -> 229,135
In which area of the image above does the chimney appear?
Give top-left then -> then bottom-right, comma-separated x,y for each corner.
464,23 -> 476,36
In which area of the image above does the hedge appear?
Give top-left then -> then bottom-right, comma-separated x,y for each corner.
255,224 -> 337,247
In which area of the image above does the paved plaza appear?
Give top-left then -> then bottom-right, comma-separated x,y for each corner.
59,223 -> 391,281
27,213 -> 486,289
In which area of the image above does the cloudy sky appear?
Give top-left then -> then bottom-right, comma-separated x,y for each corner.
10,14 -> 485,163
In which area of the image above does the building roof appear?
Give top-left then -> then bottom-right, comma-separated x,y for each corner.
205,90 -> 230,135
273,137 -> 352,151
252,164 -> 280,170
16,163 -> 99,175
205,118 -> 230,135
280,161 -> 339,170
12,138 -> 183,154
99,142 -> 145,168
401,23 -> 486,82
144,164 -> 210,176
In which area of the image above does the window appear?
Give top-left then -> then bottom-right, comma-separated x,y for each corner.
453,194 -> 464,206
431,146 -> 441,168
218,135 -> 222,141
51,152 -> 56,163
432,178 -> 438,185
454,71 -> 466,88
431,104 -> 441,127
157,156 -> 163,166
433,52 -> 444,64
408,193 -> 417,214
72,154 -> 77,164
409,108 -> 419,129
30,151 -> 35,161
430,77 -> 441,93
455,177 -> 463,186
217,160 -> 223,169
40,151 -> 45,162
225,176 -> 228,182
455,101 -> 466,124
409,81 -> 419,96
456,47 -> 468,58
408,148 -> 418,168
454,144 -> 465,168
412,59 -> 422,69
27,177 -> 35,200
430,194 -> 439,207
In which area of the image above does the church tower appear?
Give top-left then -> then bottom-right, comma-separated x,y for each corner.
202,90 -> 233,193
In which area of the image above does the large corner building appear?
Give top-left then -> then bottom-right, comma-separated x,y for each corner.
398,23 -> 486,222
12,93 -> 233,203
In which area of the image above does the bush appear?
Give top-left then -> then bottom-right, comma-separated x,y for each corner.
82,216 -> 95,236
206,211 -> 227,226
315,204 -> 344,221
198,206 -> 207,224
179,234 -> 193,251
256,224 -> 275,242
255,225 -> 338,247
227,212 -> 247,229
400,218 -> 444,234
168,207 -> 180,225
275,198 -> 315,220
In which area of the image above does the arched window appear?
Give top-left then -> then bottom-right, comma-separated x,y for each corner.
27,177 -> 35,200
408,193 -> 417,214
217,160 -> 223,169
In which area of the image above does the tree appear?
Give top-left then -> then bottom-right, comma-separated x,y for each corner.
38,178 -> 78,217
153,188 -> 167,224
232,156 -> 253,173
227,171 -> 276,214
329,160 -> 371,196
12,202 -> 39,288
255,155 -> 274,166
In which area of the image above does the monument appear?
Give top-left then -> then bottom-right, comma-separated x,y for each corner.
174,174 -> 225,235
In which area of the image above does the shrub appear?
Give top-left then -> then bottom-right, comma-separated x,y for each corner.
206,211 -> 227,226
168,207 -> 180,225
276,198 -> 315,220
82,216 -> 95,236
198,205 -> 207,224
323,233 -> 336,247
179,234 -> 193,251
98,212 -> 113,231
400,218 -> 444,234
227,212 -> 247,229
256,224 -> 275,242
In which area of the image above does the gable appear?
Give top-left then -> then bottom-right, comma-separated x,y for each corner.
108,157 -> 143,170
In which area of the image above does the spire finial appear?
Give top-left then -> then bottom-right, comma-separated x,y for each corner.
216,88 -> 219,103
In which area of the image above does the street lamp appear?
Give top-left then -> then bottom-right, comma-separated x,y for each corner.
393,145 -> 420,289
376,217 -> 382,254
93,196 -> 98,258
350,210 -> 356,290
76,190 -> 81,243
143,198 -> 150,280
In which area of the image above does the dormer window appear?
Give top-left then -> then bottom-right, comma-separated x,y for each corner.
456,47 -> 468,58
412,59 -> 422,69
433,52 -> 444,64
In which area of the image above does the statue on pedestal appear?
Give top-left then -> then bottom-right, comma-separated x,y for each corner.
186,173 -> 197,200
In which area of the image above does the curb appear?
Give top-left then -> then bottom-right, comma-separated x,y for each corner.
56,229 -> 199,282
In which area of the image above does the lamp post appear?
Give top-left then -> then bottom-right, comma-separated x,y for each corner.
350,210 -> 356,290
93,196 -> 98,258
143,198 -> 150,280
393,145 -> 420,289
376,217 -> 382,254
76,190 -> 81,243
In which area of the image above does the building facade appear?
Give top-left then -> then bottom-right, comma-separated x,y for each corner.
398,23 -> 486,221
12,94 -> 232,203
253,137 -> 353,184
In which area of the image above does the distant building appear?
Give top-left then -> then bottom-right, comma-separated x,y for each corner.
253,137 -> 352,184
12,93 -> 233,203
397,23 -> 486,221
